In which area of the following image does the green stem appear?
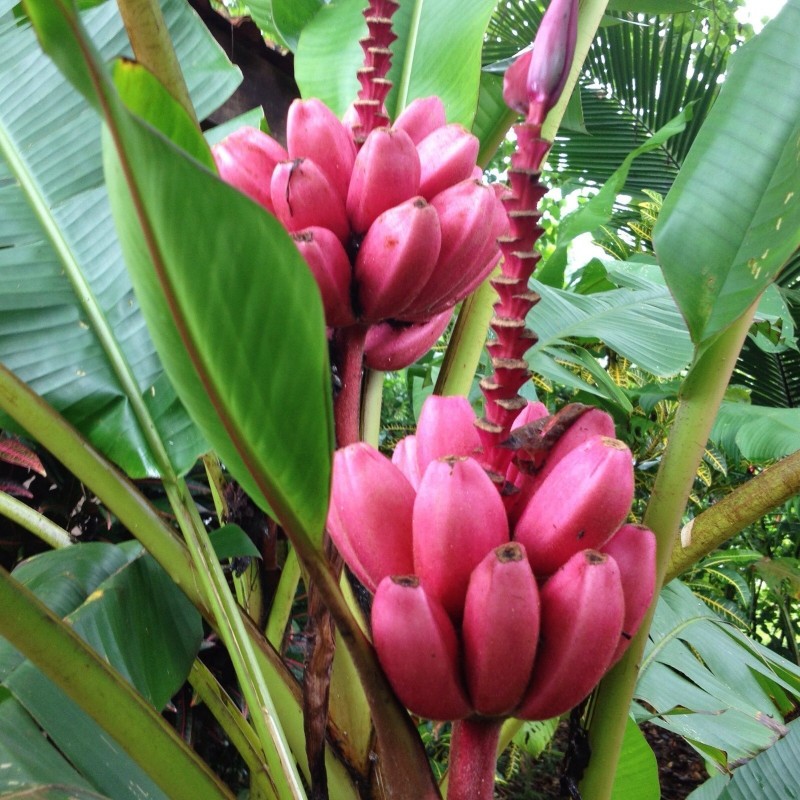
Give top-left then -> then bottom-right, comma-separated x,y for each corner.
188,659 -> 279,800
666,448 -> 800,581
164,480 -> 309,800
579,300 -> 759,800
434,280 -> 497,397
116,0 -> 198,128
0,491 -> 72,550
361,367 -> 385,448
436,0 -> 610,399
0,566 -> 233,800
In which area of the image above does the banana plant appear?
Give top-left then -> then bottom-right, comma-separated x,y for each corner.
0,0 -> 799,799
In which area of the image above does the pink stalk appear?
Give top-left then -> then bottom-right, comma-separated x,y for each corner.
331,324 -> 369,446
446,719 -> 504,800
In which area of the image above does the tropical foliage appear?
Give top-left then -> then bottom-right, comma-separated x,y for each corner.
0,0 -> 798,799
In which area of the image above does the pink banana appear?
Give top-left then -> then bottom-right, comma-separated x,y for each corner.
413,456 -> 509,619
363,309 -> 452,371
462,543 -> 540,715
326,443 -> 415,592
355,197 -> 442,322
212,126 -> 287,213
602,523 -> 657,663
514,435 -> 634,575
292,227 -> 355,327
372,576 -> 471,720
286,98 -> 357,202
346,127 -> 421,234
270,158 -> 350,241
417,124 -> 480,201
392,96 -> 447,144
414,394 -> 482,472
516,549 -> 624,720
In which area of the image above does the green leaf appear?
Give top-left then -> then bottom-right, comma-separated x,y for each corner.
0,0 -> 240,477
654,0 -> 800,345
24,1 -> 334,542
538,104 -> 693,287
716,718 -> 800,800
610,717 -> 660,800
2,546 -> 205,800
0,689 -> 95,794
0,543 -> 130,681
711,402 -> 800,461
528,274 -> 693,391
635,581 -> 800,769
607,0 -> 698,11
272,0 -> 322,51
295,0 -> 497,127
210,523 -> 262,561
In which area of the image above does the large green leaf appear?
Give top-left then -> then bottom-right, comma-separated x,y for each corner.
711,402 -> 800,461
654,0 -> 800,346
0,0 -> 240,477
0,543 -> 129,680
538,104 -> 693,287
1,545 -> 203,800
23,1 -> 334,542
527,272 -> 692,404
295,0 -> 497,126
687,718 -> 800,800
0,689 -> 95,795
610,717 -> 660,800
634,581 -> 800,770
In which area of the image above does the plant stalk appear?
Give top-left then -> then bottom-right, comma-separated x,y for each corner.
116,0 -> 198,128
446,718 -> 503,800
666,448 -> 800,581
579,300 -> 759,800
0,490 -> 73,550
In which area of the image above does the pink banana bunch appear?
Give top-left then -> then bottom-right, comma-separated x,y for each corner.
327,394 -> 656,721
211,95 -> 505,370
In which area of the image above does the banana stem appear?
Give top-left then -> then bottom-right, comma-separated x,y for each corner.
446,718 -> 503,800
579,300 -> 759,800
665,448 -> 800,581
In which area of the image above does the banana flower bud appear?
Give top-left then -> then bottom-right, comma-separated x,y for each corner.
503,0 -> 579,125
